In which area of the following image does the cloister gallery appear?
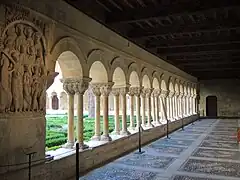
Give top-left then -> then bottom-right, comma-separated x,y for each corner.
0,1 -> 200,179
47,60 -> 198,149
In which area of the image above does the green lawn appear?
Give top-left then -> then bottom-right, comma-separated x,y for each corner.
45,115 -> 132,151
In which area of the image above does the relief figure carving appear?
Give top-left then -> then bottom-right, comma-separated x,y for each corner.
0,21 -> 47,113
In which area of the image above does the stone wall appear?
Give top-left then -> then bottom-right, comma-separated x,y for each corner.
0,115 -> 198,180
199,79 -> 240,117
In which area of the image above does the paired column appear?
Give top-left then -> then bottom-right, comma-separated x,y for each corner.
133,87 -> 142,129
91,84 -> 101,141
119,87 -> 131,135
141,90 -> 146,127
74,78 -> 91,149
112,88 -> 120,135
100,83 -> 114,141
128,88 -> 136,131
153,89 -> 161,126
168,92 -> 174,121
160,90 -> 168,123
63,79 -> 75,148
145,88 -> 154,127
174,93 -> 179,119
179,93 -> 184,118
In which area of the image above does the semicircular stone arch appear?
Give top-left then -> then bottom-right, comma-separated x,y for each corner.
129,71 -> 140,87
50,37 -> 87,76
112,67 -> 127,87
142,74 -> 151,88
87,49 -> 110,81
89,61 -> 108,83
152,78 -> 160,89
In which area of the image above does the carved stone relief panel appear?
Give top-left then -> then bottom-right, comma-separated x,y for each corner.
0,21 -> 47,113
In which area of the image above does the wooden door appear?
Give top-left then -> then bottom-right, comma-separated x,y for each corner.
206,96 -> 217,117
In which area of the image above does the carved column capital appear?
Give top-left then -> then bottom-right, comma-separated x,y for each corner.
74,77 -> 92,95
111,88 -> 120,96
129,87 -> 142,97
152,89 -> 161,97
168,91 -> 175,98
63,78 -> 76,95
100,82 -> 114,96
160,90 -> 169,98
175,92 -> 180,97
144,88 -> 153,98
179,93 -> 184,98
119,86 -> 129,96
90,83 -> 102,96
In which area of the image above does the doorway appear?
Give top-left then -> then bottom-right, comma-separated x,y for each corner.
206,96 -> 217,117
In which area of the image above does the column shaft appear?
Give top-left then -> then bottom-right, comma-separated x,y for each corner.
129,95 -> 135,130
121,93 -> 130,135
92,95 -> 101,140
76,93 -> 88,149
141,95 -> 146,127
67,93 -> 74,147
136,95 -> 141,128
114,95 -> 120,134
152,96 -> 156,125
101,95 -> 111,141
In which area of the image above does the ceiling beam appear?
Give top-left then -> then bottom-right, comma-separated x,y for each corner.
106,1 -> 240,24
157,43 -> 240,54
129,21 -> 240,39
190,67 -> 240,72
161,49 -> 240,56
179,59 -> 240,66
147,35 -> 240,48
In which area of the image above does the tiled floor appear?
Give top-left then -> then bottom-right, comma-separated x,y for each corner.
80,119 -> 240,180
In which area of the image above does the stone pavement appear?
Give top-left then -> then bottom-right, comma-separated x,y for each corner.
79,119 -> 240,180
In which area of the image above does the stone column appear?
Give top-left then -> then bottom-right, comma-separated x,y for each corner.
74,78 -> 91,149
91,84 -> 101,141
100,83 -> 114,141
175,93 -> 179,119
128,88 -> 135,131
179,93 -> 184,118
112,88 -> 120,135
185,94 -> 188,116
145,88 -> 154,127
153,89 -> 161,125
132,87 -> 141,129
120,87 -> 130,135
151,92 -> 156,126
168,92 -> 174,121
63,79 -> 75,148
193,94 -> 196,114
160,90 -> 168,123
141,90 -> 146,127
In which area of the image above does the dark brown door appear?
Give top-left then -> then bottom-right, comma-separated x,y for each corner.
52,95 -> 59,110
206,96 -> 217,117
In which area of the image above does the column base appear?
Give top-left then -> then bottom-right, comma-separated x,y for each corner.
91,135 -> 101,141
74,141 -> 89,150
128,126 -> 135,131
111,130 -> 121,135
62,141 -> 74,149
147,123 -> 154,128
153,121 -> 162,126
120,130 -> 131,136
101,134 -> 112,142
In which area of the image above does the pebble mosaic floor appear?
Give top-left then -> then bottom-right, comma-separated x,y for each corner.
80,119 -> 240,180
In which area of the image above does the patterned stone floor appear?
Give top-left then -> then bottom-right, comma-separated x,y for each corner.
79,119 -> 240,180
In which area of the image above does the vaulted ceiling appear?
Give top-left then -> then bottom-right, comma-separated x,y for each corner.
65,0 -> 240,80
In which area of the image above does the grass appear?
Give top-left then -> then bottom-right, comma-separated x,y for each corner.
45,115 -> 132,151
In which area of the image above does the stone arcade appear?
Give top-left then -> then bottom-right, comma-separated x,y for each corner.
3,0 -> 235,180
